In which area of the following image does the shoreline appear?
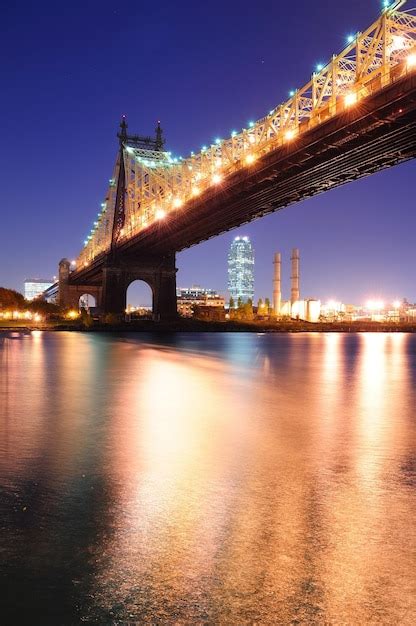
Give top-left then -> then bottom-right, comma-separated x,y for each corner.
2,320 -> 416,333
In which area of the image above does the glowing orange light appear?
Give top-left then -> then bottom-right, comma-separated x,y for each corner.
156,209 -> 166,219
284,129 -> 296,141
407,53 -> 416,69
345,92 -> 358,107
172,198 -> 183,209
211,173 -> 222,184
245,154 -> 256,165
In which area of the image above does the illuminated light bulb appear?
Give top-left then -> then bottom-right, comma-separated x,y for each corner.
344,92 -> 358,107
249,135 -> 256,144
212,173 -> 222,184
245,154 -> 256,165
156,209 -> 166,219
284,129 -> 296,141
316,63 -> 324,72
191,186 -> 201,196
215,138 -> 221,145
289,90 -> 295,97
195,172 -> 202,181
231,130 -> 237,137
84,261 -> 88,267
393,300 -> 401,309
248,121 -> 254,128
215,158 -> 222,168
71,260 -> 76,266
173,198 -> 183,208
407,53 -> 416,69
347,34 -> 355,44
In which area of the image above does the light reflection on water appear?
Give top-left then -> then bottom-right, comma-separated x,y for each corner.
0,332 -> 416,624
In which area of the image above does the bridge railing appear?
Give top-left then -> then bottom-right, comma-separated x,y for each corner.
77,3 -> 416,269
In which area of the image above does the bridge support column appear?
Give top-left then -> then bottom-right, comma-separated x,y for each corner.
152,259 -> 177,321
101,267 -> 127,317
101,253 -> 178,321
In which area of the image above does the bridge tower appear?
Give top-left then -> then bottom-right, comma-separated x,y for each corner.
99,117 -> 178,320
58,258 -> 102,310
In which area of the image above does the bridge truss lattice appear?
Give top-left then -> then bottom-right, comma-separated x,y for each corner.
77,0 -> 416,269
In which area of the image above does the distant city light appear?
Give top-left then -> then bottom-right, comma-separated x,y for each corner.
366,299 -> 385,311
326,300 -> 343,312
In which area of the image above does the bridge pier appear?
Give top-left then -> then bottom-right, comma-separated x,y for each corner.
101,253 -> 178,321
58,259 -> 102,309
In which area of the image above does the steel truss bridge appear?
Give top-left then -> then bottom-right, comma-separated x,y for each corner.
58,0 -> 416,319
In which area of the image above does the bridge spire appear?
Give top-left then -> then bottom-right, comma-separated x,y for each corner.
118,115 -> 128,145
155,120 -> 165,151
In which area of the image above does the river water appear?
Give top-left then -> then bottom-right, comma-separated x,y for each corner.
0,331 -> 415,625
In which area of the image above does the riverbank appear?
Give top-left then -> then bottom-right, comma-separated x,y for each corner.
2,319 -> 416,333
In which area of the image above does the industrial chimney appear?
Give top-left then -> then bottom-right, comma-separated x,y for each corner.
291,248 -> 300,304
273,253 -> 282,315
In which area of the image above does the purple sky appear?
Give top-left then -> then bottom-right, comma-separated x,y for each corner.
1,0 -> 415,306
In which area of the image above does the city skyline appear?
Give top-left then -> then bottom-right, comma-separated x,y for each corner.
1,1 -> 416,304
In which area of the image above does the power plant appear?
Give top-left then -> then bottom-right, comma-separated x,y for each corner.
273,248 -> 320,323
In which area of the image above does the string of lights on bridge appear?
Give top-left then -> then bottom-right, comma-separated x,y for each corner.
78,0 -> 416,267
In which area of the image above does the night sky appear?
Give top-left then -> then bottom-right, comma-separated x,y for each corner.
2,0 -> 415,306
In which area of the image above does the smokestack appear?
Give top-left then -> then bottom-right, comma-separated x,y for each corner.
273,253 -> 281,315
291,248 -> 300,304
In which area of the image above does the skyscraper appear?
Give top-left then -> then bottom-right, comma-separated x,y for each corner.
228,236 -> 254,305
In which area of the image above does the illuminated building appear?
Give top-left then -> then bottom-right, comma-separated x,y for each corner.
24,278 -> 53,301
177,286 -> 225,317
228,236 -> 254,305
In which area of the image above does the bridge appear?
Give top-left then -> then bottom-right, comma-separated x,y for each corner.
56,0 -> 416,319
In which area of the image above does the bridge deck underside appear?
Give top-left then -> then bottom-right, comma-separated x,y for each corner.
72,74 -> 416,286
